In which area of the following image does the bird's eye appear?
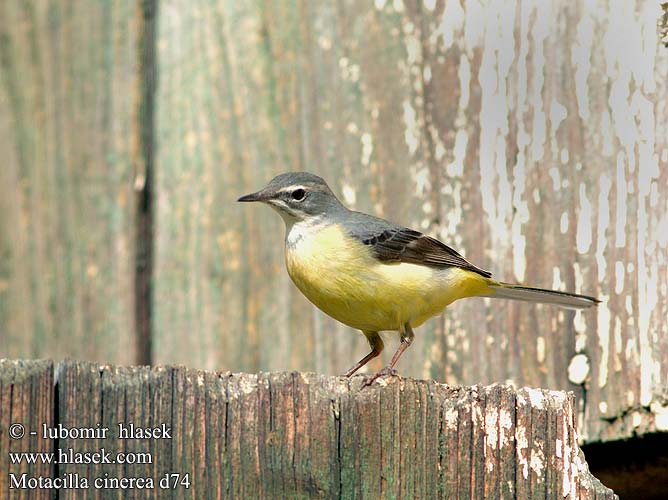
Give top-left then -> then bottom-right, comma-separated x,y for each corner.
291,188 -> 306,201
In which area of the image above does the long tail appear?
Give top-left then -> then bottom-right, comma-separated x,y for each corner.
481,281 -> 600,309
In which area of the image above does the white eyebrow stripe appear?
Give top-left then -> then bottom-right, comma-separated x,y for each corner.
277,185 -> 306,193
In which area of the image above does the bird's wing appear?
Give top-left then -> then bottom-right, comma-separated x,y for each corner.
345,213 -> 492,278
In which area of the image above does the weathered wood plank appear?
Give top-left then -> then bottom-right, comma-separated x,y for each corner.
0,360 -> 53,500
151,0 -> 668,447
0,360 -> 617,498
0,0 -> 140,363
0,0 -> 664,452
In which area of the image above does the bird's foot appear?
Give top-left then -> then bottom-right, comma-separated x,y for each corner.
363,366 -> 399,387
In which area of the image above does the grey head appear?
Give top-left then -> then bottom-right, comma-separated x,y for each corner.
238,172 -> 347,225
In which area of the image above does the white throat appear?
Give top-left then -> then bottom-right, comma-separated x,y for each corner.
284,216 -> 324,248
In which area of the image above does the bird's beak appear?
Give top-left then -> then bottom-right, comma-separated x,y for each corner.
237,189 -> 271,203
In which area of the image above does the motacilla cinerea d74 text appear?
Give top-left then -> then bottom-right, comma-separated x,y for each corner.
238,172 -> 599,379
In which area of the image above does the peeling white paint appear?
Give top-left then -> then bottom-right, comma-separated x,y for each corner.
485,407 -> 499,452
360,133 -> 373,167
597,300 -> 611,388
568,354 -> 590,385
537,336 -> 545,364
388,0 -> 665,444
341,184 -> 356,206
530,2 -> 548,162
627,390 -> 635,408
516,424 -> 529,479
596,174 -> 612,282
651,403 -> 668,431
445,407 -> 458,430
551,390 -> 568,407
601,110 -> 614,156
499,408 -> 513,434
422,201 -> 432,215
530,445 -> 545,478
437,0 -> 464,48
562,421 -> 573,496
548,167 -> 560,191
560,212 -> 569,234
615,152 -> 627,248
549,101 -> 567,133
527,388 -> 545,409
402,100 -> 420,155
552,266 -> 564,292
458,55 -> 471,110
462,0 -> 485,51
478,1 -> 517,260
512,150 -> 528,283
512,215 -> 527,282
634,64 -> 661,408
576,183 -> 592,254
614,320 -> 623,371
423,65 -> 432,83
446,130 -> 468,177
412,167 -> 430,196
574,329 -> 587,353
614,260 -> 625,294
404,28 -> 420,65
572,0 -> 594,120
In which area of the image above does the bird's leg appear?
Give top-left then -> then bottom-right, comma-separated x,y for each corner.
364,323 -> 415,385
389,323 -> 415,369
342,331 -> 383,377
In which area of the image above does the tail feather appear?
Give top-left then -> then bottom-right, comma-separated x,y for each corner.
483,282 -> 600,309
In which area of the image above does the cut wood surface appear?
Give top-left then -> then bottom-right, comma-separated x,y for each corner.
1,0 -> 667,447
1,359 -> 616,499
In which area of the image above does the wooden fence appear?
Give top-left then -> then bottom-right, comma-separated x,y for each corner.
1,1 -> 667,450
0,359 -> 616,499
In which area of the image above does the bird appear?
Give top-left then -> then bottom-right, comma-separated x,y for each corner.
238,172 -> 599,380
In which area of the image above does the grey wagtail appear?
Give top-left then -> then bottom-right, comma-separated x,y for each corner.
238,172 -> 599,379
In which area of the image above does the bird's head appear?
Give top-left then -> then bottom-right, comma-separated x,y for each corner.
238,172 -> 346,225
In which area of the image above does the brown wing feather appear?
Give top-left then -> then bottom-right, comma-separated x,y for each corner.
361,227 -> 492,278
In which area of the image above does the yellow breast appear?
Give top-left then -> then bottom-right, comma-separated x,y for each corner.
284,223 -> 489,332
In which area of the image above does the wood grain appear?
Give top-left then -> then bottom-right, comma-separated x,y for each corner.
152,0 -> 667,443
1,0 -> 666,446
0,359 -> 616,499
0,1 -> 140,364
0,359 -> 53,500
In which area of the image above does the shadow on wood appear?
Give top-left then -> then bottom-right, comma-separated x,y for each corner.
1,359 -> 616,499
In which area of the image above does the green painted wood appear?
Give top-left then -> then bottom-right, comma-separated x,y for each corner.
0,360 -> 618,499
0,1 -> 140,364
0,0 -> 665,450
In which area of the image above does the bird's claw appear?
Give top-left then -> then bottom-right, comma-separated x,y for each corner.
363,366 -> 399,387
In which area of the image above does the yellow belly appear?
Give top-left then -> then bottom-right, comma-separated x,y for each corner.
285,223 -> 489,332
